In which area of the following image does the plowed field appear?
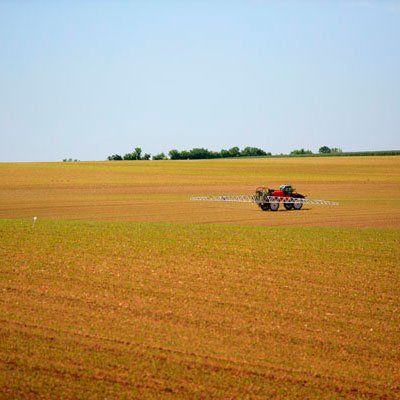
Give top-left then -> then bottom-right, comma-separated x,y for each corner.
0,156 -> 399,399
0,156 -> 399,227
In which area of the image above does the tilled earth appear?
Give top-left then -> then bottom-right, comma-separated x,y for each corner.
0,156 -> 399,399
0,156 -> 399,228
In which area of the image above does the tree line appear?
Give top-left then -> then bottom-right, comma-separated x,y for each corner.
289,146 -> 342,155
107,146 -> 346,161
107,146 -> 271,161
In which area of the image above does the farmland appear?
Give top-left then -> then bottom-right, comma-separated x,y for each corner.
0,156 -> 399,398
1,156 -> 399,228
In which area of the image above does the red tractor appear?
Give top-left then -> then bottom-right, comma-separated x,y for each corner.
255,184 -> 305,211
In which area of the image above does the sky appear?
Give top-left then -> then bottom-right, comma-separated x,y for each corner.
0,0 -> 399,162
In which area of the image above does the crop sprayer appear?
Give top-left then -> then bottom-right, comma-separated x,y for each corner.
191,184 -> 339,211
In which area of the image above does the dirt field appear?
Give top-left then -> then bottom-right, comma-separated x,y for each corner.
0,156 -> 399,399
0,156 -> 399,228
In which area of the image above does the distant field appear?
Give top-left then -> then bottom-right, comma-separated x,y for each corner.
0,156 -> 399,399
0,156 -> 399,227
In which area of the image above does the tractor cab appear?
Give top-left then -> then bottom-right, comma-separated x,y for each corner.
255,184 -> 306,212
279,184 -> 294,196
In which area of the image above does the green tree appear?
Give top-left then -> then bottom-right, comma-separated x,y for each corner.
123,152 -> 135,160
169,149 -> 182,160
290,148 -> 313,155
240,147 -> 268,157
188,148 -> 212,159
143,153 -> 151,160
228,147 -> 240,157
124,147 -> 143,160
107,154 -> 123,160
210,151 -> 221,158
134,147 -> 142,160
319,146 -> 331,154
180,150 -> 190,159
220,149 -> 230,158
152,152 -> 166,160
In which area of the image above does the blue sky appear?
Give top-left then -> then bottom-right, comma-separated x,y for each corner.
0,0 -> 399,161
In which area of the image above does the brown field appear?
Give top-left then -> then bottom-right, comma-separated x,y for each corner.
0,156 -> 399,399
0,156 -> 399,228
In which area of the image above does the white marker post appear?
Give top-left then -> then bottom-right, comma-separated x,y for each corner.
32,216 -> 37,228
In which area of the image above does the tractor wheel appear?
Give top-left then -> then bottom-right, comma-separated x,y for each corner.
269,201 -> 280,211
260,203 -> 270,211
284,202 -> 294,210
293,200 -> 303,210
